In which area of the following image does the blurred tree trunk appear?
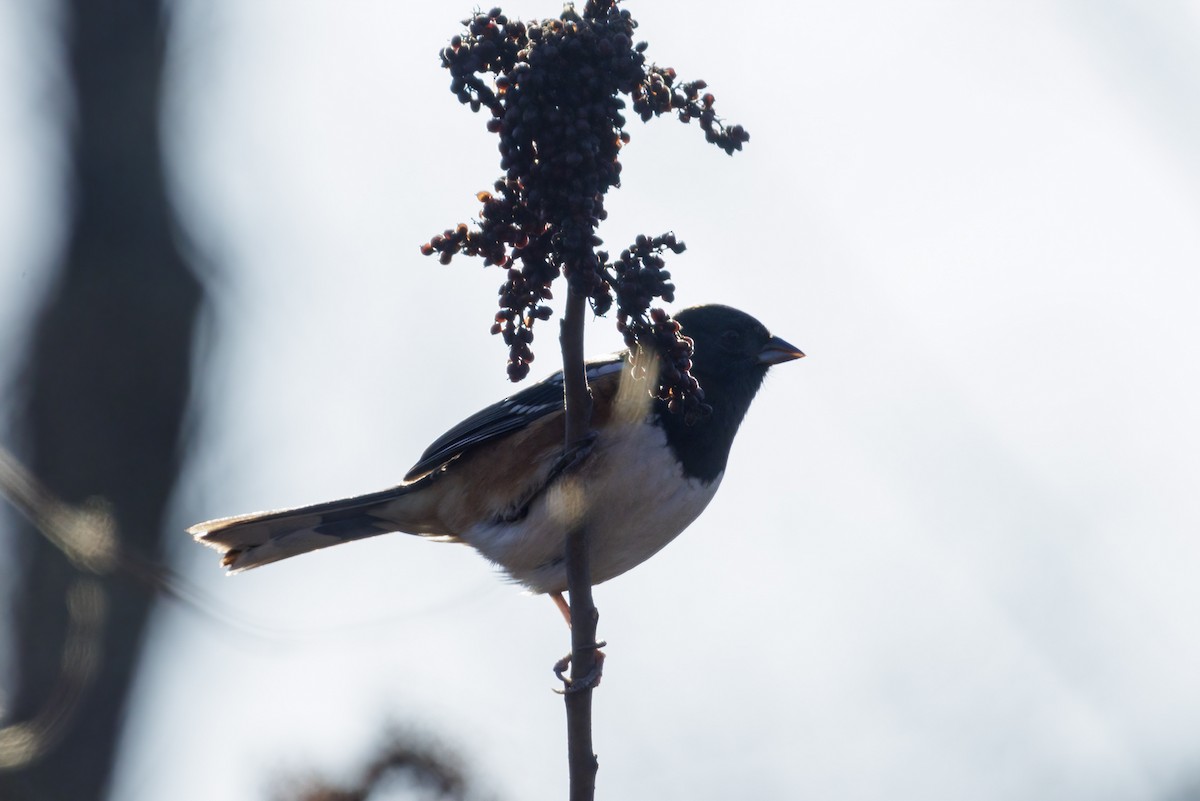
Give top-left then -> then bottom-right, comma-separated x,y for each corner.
0,1 -> 200,800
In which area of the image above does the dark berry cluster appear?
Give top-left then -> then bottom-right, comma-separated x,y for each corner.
594,232 -> 684,318
603,234 -> 711,422
631,69 -> 750,155
422,0 -> 746,404
640,308 -> 709,423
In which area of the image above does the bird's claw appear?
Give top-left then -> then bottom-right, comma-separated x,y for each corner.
553,641 -> 607,694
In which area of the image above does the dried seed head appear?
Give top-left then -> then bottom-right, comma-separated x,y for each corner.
424,2 -> 746,387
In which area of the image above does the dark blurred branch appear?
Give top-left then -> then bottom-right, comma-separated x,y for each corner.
0,1 -> 202,799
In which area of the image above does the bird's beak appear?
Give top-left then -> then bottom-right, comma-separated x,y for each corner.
758,335 -> 805,365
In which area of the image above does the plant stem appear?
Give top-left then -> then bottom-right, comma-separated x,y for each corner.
559,286 -> 599,801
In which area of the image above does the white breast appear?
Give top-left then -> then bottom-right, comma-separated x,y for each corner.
461,421 -> 722,593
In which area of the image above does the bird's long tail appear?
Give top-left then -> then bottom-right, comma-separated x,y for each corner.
189,484 -> 426,573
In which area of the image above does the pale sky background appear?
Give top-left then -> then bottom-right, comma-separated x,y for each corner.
3,2 -> 1200,800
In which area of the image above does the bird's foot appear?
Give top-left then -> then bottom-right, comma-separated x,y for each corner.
553,642 -> 607,694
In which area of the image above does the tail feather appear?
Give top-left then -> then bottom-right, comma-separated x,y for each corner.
189,485 -> 419,573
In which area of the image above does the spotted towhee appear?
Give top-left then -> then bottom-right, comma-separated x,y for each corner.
190,304 -> 803,615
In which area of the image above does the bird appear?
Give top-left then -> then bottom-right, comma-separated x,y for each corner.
189,304 -> 803,620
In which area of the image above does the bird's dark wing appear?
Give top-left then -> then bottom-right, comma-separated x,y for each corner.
403,356 -> 626,480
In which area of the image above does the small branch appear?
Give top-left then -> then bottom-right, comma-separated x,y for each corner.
559,286 -> 600,801
560,289 -> 593,446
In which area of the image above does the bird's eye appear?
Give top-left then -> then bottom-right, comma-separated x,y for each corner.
720,330 -> 743,350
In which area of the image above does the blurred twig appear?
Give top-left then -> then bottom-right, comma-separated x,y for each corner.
276,729 -> 480,801
0,442 -> 484,649
0,446 -> 115,771
3,452 -> 493,796
0,579 -> 105,770
0,447 -> 322,770
0,445 -> 118,575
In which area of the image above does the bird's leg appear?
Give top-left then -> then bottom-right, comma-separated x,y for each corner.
551,590 -> 573,627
